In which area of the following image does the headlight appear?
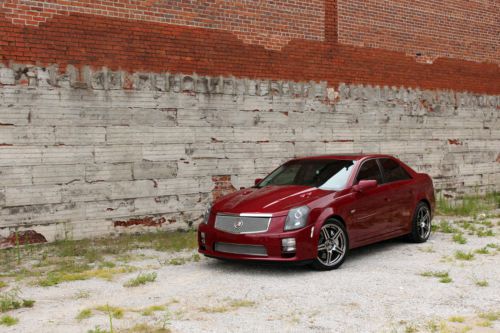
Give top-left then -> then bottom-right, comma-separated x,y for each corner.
284,206 -> 310,231
202,205 -> 212,224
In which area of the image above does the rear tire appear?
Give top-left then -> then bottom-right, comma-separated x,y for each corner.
409,202 -> 432,243
311,219 -> 349,270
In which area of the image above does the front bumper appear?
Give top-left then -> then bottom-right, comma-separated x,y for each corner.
198,215 -> 316,262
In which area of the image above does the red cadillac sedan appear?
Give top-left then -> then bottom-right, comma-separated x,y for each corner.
198,154 -> 435,270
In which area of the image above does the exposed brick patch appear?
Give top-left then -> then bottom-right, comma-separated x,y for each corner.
0,0 -> 324,50
0,11 -> 497,94
212,175 -> 237,201
114,216 -> 168,228
338,0 -> 499,64
448,139 -> 463,146
0,230 -> 47,249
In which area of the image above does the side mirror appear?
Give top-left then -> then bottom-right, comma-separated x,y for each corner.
254,178 -> 263,186
353,179 -> 377,192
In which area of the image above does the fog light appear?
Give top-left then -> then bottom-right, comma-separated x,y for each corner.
200,232 -> 206,245
281,238 -> 296,253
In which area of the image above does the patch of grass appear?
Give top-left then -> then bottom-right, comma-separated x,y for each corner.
420,271 -> 453,283
0,281 -> 7,289
39,266 -> 136,287
95,305 -> 124,319
141,305 -> 166,316
434,220 -> 458,234
199,298 -> 255,313
476,229 -> 495,237
439,276 -> 453,283
76,309 -> 93,321
418,246 -> 435,253
166,253 -> 201,266
74,290 -> 91,299
477,320 -> 492,327
474,247 -> 490,255
420,270 -> 449,278
475,280 -> 489,287
87,326 -> 108,333
486,243 -> 499,249
404,324 -> 418,333
478,311 -> 500,321
449,316 -> 465,323
0,315 -> 19,326
119,323 -> 171,333
436,192 -> 500,216
0,289 -> 35,312
454,250 -> 475,261
124,272 -> 157,288
452,233 -> 467,244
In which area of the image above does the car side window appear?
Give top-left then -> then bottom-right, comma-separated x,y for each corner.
356,159 -> 383,184
380,158 -> 412,183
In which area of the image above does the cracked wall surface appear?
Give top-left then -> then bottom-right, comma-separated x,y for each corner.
0,64 -> 498,242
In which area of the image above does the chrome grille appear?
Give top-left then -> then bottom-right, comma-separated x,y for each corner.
214,214 -> 271,234
215,242 -> 268,257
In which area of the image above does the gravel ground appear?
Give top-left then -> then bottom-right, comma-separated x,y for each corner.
2,216 -> 500,333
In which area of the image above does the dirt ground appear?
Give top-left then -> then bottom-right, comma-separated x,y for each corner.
1,216 -> 499,333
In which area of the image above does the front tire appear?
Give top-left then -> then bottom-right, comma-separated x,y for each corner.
409,202 -> 432,243
311,219 -> 349,270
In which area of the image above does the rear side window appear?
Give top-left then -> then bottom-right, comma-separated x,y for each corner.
380,158 -> 412,183
356,159 -> 383,184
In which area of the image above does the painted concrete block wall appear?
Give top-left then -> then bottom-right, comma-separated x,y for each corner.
0,64 -> 498,243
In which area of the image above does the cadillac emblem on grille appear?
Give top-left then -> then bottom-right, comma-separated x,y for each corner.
234,219 -> 244,229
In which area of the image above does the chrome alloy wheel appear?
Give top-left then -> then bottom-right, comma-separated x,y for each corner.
416,205 -> 431,239
317,224 -> 347,267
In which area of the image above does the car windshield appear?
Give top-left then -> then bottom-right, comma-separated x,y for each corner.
257,159 -> 356,191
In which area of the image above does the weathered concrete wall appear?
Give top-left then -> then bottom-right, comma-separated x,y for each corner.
0,64 -> 499,243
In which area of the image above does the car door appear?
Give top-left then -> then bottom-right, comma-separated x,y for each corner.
350,159 -> 389,243
378,158 -> 414,233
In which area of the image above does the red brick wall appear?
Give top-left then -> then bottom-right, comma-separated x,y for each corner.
0,0 -> 498,94
338,0 -> 499,65
1,0 -> 324,50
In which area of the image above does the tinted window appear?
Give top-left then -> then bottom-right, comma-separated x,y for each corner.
380,158 -> 411,183
356,159 -> 383,184
258,159 -> 356,190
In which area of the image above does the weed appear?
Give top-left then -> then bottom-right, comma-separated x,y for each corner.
474,247 -> 490,255
0,288 -> 35,312
478,311 -> 500,321
449,316 -> 465,323
167,258 -> 187,266
0,281 -> 7,289
95,305 -> 124,319
477,229 -> 495,237
39,266 -> 136,287
192,254 -> 201,262
418,246 -> 435,253
74,290 -> 91,299
475,280 -> 488,287
439,276 -> 453,283
77,309 -> 93,321
454,251 -> 475,261
434,221 -> 458,233
404,324 -> 418,333
452,233 -> 467,244
436,192 -> 499,216
120,324 -> 171,333
486,243 -> 499,249
420,271 -> 449,278
477,320 -> 492,327
141,305 -> 166,316
199,298 -> 255,313
124,272 -> 157,288
0,315 -> 18,326
87,326 -> 108,333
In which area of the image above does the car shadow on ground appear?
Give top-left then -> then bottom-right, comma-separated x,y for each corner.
201,237 -> 410,275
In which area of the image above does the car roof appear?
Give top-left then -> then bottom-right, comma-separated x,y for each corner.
293,154 -> 394,161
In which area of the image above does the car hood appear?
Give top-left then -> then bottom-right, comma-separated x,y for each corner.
213,185 -> 331,216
